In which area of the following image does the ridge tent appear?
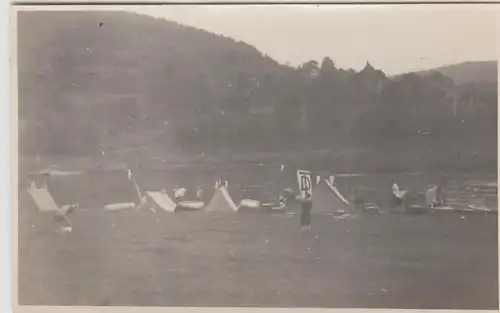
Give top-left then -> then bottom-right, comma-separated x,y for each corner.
312,178 -> 352,214
26,183 -> 78,230
25,171 -> 83,208
88,169 -> 141,209
27,184 -> 61,213
205,185 -> 238,212
38,169 -> 141,209
146,191 -> 177,213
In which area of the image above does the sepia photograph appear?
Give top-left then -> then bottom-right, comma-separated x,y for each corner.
13,3 -> 499,311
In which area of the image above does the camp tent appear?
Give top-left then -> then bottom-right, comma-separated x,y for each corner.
27,182 -> 78,215
27,183 -> 78,232
205,185 -> 238,212
27,184 -> 61,213
146,191 -> 177,212
88,169 -> 141,208
33,169 -> 141,209
312,178 -> 352,214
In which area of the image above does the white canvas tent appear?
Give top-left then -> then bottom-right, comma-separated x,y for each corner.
103,169 -> 143,211
312,178 -> 351,214
27,185 -> 61,213
146,191 -> 177,213
205,185 -> 238,212
27,183 -> 77,231
33,168 -> 141,210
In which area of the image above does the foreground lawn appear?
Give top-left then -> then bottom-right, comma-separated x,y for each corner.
18,206 -> 498,309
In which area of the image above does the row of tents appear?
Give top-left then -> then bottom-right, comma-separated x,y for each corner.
24,167 -> 497,220
25,168 -> 352,216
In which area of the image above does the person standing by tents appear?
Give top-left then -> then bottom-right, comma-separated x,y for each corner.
435,184 -> 444,206
174,185 -> 187,203
391,179 -> 408,212
425,184 -> 445,208
300,194 -> 313,232
297,170 -> 314,232
196,187 -> 204,201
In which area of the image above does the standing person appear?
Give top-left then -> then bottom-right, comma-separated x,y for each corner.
300,196 -> 313,232
435,184 -> 444,206
275,193 -> 287,210
425,184 -> 444,209
391,179 -> 408,212
391,179 -> 400,196
196,187 -> 204,201
425,185 -> 437,208
297,169 -> 313,232
174,185 -> 187,203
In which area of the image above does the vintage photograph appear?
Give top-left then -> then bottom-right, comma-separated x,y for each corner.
14,4 -> 498,310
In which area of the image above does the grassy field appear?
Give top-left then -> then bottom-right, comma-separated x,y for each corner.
18,132 -> 497,177
18,202 -> 498,309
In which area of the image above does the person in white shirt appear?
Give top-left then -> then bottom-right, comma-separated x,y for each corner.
196,188 -> 204,201
425,184 -> 444,208
174,186 -> 187,203
391,179 -> 408,211
392,181 -> 400,195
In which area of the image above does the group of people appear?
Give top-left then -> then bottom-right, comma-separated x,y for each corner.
390,180 -> 444,211
296,179 -> 446,233
38,168 -> 445,234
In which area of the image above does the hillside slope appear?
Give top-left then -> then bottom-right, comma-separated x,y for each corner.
419,61 -> 497,85
17,11 -> 497,172
18,10 -> 288,154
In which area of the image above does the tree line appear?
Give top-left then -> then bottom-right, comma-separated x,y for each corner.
16,11 -> 497,156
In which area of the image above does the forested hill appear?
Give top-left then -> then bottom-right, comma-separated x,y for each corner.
17,10 -> 289,154
17,11 -> 497,160
418,61 -> 497,85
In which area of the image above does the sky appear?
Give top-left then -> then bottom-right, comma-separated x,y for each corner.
129,4 -> 499,75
